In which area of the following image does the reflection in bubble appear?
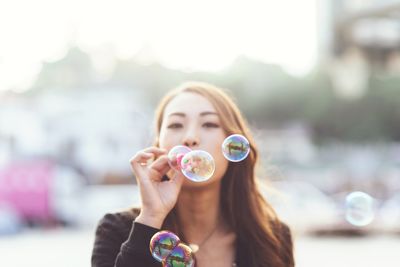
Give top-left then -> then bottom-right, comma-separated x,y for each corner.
221,134 -> 250,162
163,243 -> 195,267
150,231 -> 180,262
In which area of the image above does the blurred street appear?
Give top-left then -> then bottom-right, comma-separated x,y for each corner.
0,229 -> 398,267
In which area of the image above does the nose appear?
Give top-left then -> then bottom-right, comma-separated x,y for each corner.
183,137 -> 199,148
182,126 -> 200,148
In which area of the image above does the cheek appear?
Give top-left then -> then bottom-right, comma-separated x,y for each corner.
158,128 -> 177,149
213,151 -> 229,179
216,156 -> 229,175
158,128 -> 167,148
206,133 -> 229,177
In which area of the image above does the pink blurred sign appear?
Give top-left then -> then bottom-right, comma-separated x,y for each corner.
0,161 -> 54,221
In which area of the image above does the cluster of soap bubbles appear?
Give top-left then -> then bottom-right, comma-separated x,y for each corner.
168,146 -> 192,171
345,191 -> 375,227
150,230 -> 194,267
168,146 -> 215,182
167,134 -> 251,182
166,132 -> 378,227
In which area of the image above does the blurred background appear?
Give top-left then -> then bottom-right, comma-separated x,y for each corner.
0,0 -> 399,266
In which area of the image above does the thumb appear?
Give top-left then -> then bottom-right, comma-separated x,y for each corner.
170,171 -> 185,189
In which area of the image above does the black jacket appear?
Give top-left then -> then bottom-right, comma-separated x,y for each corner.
91,208 -> 294,267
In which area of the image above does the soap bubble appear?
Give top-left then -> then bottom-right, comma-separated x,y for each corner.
150,231 -> 195,267
221,134 -> 250,162
180,150 -> 215,182
163,243 -> 195,267
168,146 -> 192,171
345,191 -> 375,227
149,231 -> 180,262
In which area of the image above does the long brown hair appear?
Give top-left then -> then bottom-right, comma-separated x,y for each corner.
152,81 -> 294,267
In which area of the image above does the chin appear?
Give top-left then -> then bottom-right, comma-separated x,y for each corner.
181,174 -> 223,190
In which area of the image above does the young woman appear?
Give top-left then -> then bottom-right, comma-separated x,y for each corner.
92,82 -> 295,267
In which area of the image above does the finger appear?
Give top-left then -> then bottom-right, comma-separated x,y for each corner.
169,171 -> 185,190
130,151 -> 153,167
149,155 -> 171,175
138,147 -> 168,166
142,147 -> 168,157
129,152 -> 154,183
147,165 -> 170,183
130,147 -> 167,165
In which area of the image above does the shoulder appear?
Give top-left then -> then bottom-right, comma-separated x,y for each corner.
273,220 -> 295,266
272,220 -> 293,244
277,221 -> 292,237
95,207 -> 141,237
107,207 -> 141,222
92,208 -> 143,266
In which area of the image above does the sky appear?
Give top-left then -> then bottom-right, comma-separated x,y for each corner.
0,0 -> 318,92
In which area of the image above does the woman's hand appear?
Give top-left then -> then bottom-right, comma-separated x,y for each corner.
129,147 -> 184,228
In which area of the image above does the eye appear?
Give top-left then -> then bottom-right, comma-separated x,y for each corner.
167,123 -> 183,129
203,122 -> 220,128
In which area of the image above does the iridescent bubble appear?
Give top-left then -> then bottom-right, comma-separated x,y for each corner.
180,150 -> 215,182
345,191 -> 375,227
221,134 -> 250,162
149,231 -> 180,262
168,146 -> 192,171
163,243 -> 195,267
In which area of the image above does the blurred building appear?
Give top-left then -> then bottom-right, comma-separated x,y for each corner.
318,0 -> 400,98
319,0 -> 400,65
0,87 -> 151,183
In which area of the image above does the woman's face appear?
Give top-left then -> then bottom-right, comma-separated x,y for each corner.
159,92 -> 229,187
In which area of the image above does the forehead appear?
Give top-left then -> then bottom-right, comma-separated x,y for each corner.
163,92 -> 217,116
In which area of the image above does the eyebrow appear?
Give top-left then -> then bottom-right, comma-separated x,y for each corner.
168,111 -> 219,117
